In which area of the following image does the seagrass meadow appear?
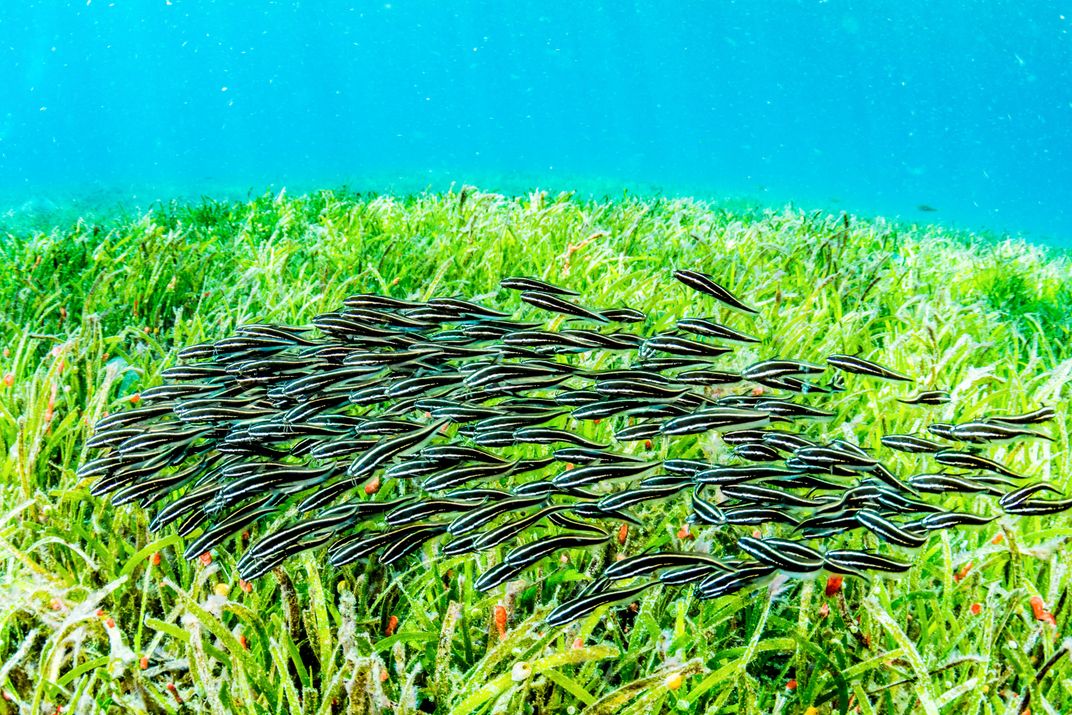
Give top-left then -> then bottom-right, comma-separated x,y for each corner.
0,188 -> 1070,715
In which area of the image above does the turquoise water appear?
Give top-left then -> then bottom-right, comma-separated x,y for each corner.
2,1 -> 1070,244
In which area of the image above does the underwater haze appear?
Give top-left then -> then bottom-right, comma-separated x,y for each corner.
1,0 -> 1070,245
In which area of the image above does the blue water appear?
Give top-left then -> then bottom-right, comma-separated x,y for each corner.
2,1 -> 1070,245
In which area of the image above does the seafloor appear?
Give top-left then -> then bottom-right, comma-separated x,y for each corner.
0,188 -> 1069,714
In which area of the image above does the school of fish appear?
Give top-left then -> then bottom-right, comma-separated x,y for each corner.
79,270 -> 1065,627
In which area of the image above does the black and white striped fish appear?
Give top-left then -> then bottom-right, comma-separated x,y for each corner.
519,291 -> 609,323
934,450 -> 1023,479
988,406 -> 1056,426
826,354 -> 912,382
736,537 -> 824,574
948,421 -> 1053,444
545,580 -> 659,626
880,434 -> 946,454
897,390 -> 951,405
660,408 -> 771,436
500,276 -> 579,296
676,318 -> 760,343
672,270 -> 758,314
